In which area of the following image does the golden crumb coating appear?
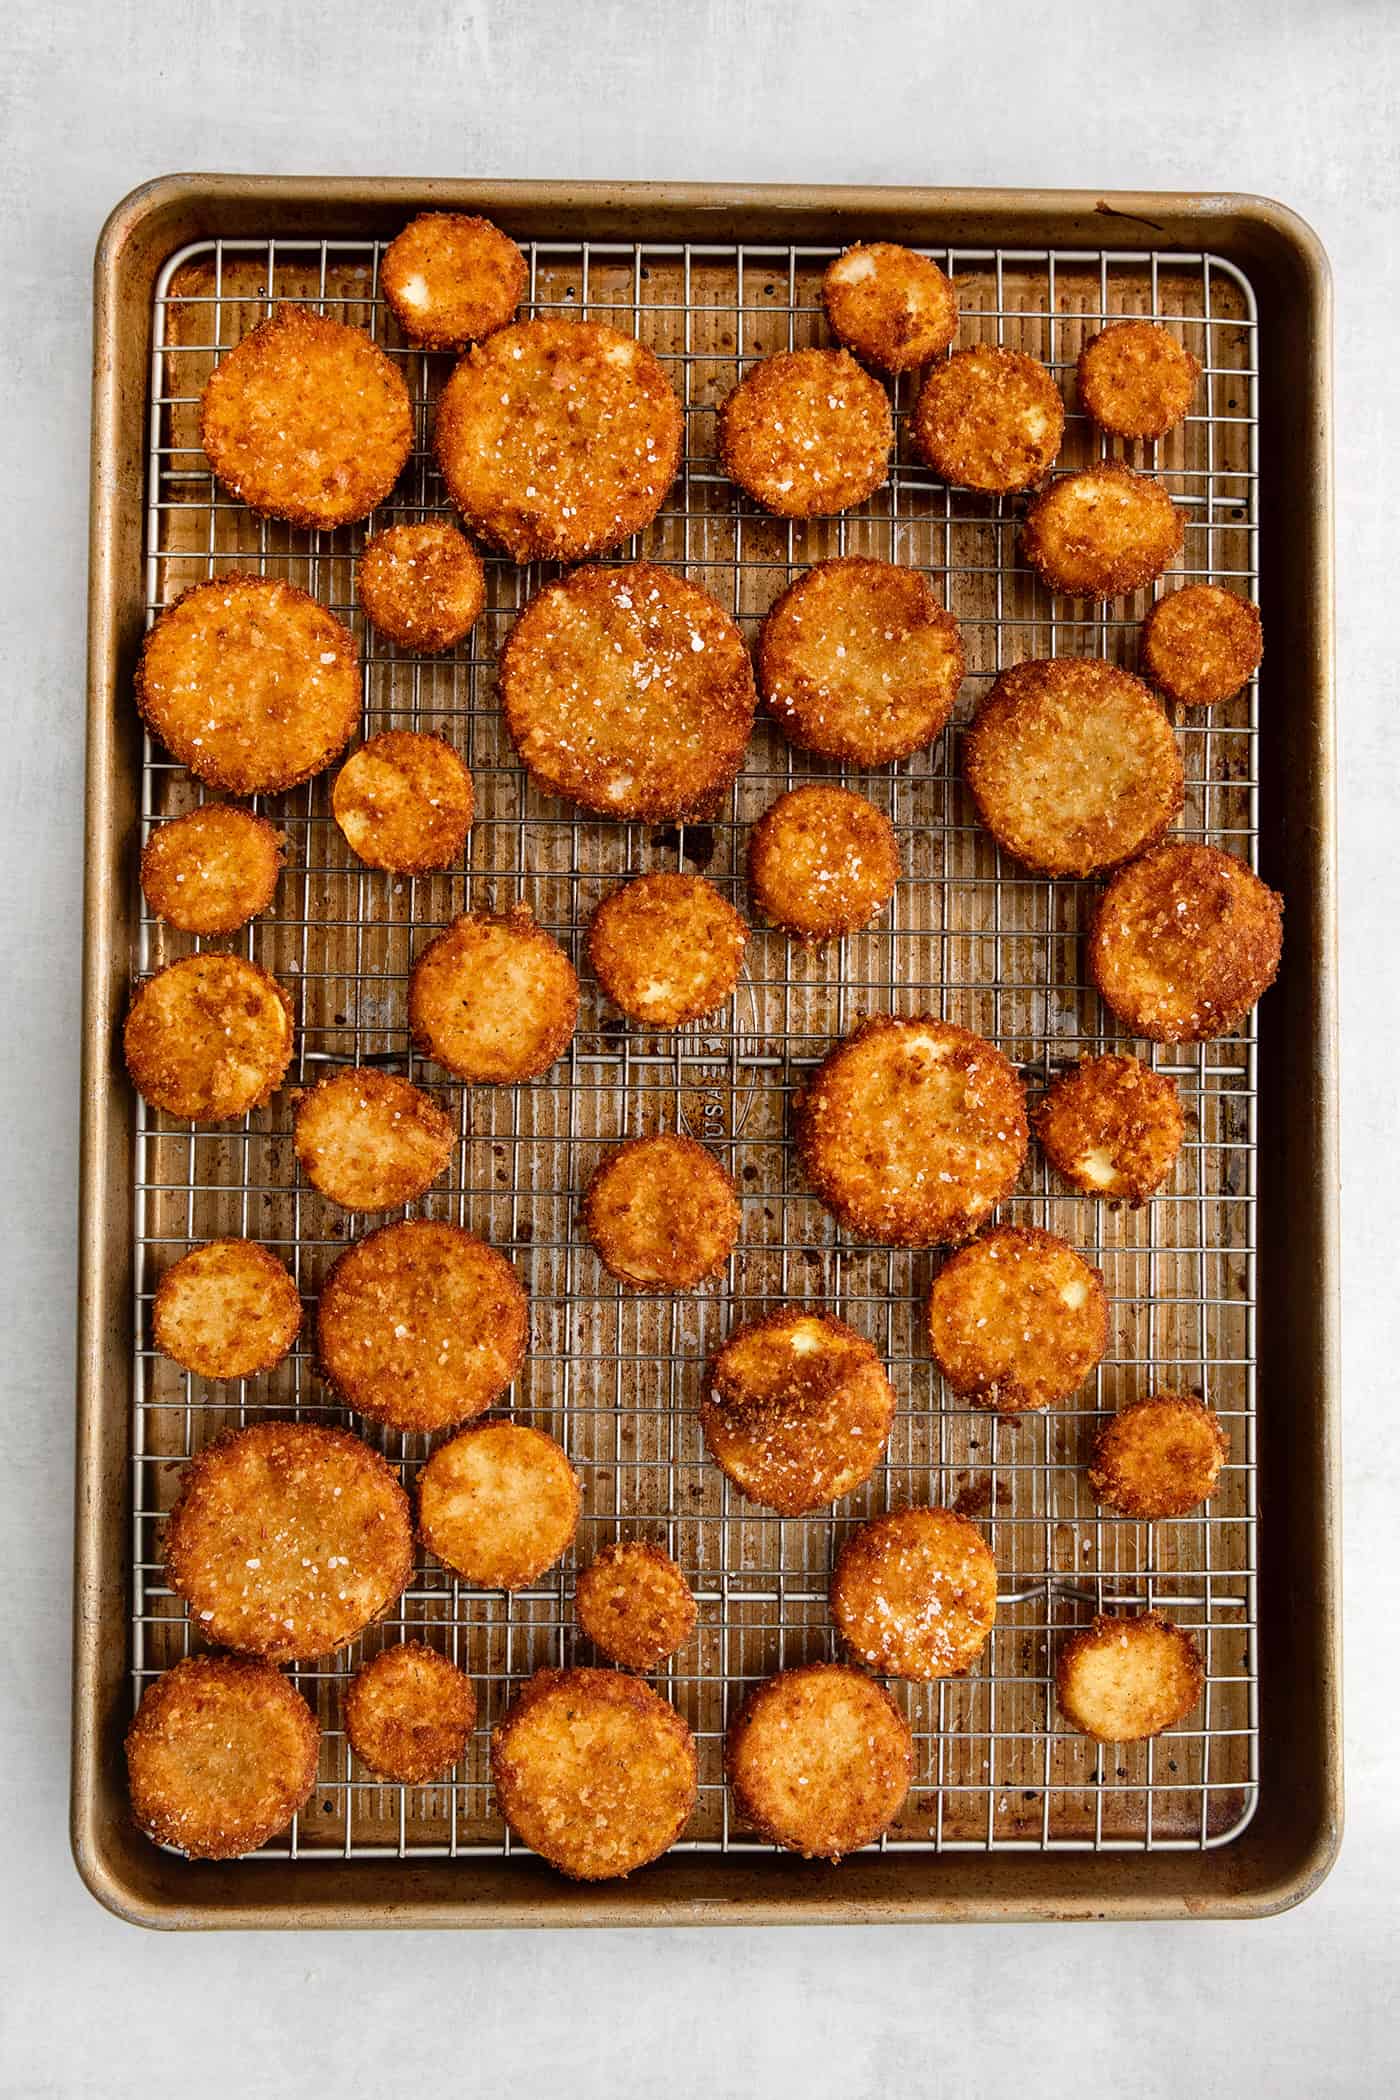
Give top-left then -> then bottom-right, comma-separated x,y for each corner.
332,730 -> 474,873
1141,583 -> 1263,707
1077,320 -> 1200,440
381,212 -> 526,351
409,906 -> 579,1082
718,348 -> 893,517
345,1641 -> 477,1784
584,1133 -> 740,1290
726,1663 -> 913,1860
831,1507 -> 997,1679
821,243 -> 958,373
588,873 -> 746,1029
927,1224 -> 1108,1413
356,521 -> 486,652
1088,1392 -> 1229,1519
140,804 -> 283,935
912,344 -> 1064,493
293,1067 -> 455,1212
1033,1052 -> 1184,1206
123,954 -> 294,1122
747,785 -> 900,943
574,1540 -> 697,1670
1056,1611 -> 1205,1742
1090,842 -> 1283,1043
1022,463 -> 1184,600
418,1422 -> 579,1590
126,1655 -> 319,1861
153,1237 -> 301,1381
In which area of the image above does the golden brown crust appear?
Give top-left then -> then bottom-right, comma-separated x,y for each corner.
1021,463 -> 1184,601
587,874 -> 746,1029
491,1667 -> 697,1880
701,1308 -> 896,1516
153,1237 -> 301,1381
1089,842 -> 1283,1043
927,1224 -> 1109,1413
332,731 -> 474,873
830,1507 -> 997,1679
1056,1611 -> 1205,1742
418,1422 -> 579,1590
1033,1052 -> 1184,1206
747,785 -> 900,944
164,1421 -> 412,1663
1078,320 -> 1200,440
1087,1392 -> 1229,1519
125,1655 -> 319,1860
583,1133 -> 740,1290
718,349 -> 893,517
381,212 -> 527,351
409,907 -> 579,1082
725,1662 -> 913,1860
1141,584 -> 1264,707
139,804 -> 283,935
356,522 -> 486,653
912,345 -> 1064,493
821,243 -> 958,373
345,1641 -> 477,1784
318,1219 -> 526,1433
123,955 -> 294,1122
292,1067 -> 454,1212
574,1541 -> 697,1670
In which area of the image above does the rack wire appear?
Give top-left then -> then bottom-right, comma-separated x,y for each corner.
131,230 -> 1260,1861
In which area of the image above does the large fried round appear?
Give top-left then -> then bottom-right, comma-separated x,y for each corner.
912,344 -> 1064,494
153,1237 -> 301,1380
318,1219 -> 527,1433
726,1663 -> 913,1861
1033,1052 -> 1184,1206
332,730 -> 474,873
345,1641 -> 477,1784
798,1016 -> 1028,1247
123,954 -> 294,1122
575,1541 -> 698,1670
831,1507 -> 997,1680
748,785 -> 900,944
588,873 -> 746,1029
701,1309 -> 896,1517
1090,842 -> 1283,1043
821,243 -> 958,373
382,211 -> 526,351
1078,320 -> 1200,440
1022,463 -> 1183,600
135,576 -> 360,796
499,562 -> 756,822
964,657 -> 1183,878
356,521 -> 486,652
140,804 -> 283,934
583,1133 -> 740,1290
435,318 -> 683,562
201,305 -> 413,529
1056,1611 -> 1204,1742
927,1224 -> 1108,1413
293,1066 -> 454,1212
491,1667 -> 696,1880
125,1655 -> 319,1861
418,1422 -> 580,1590
1141,583 -> 1263,707
718,348 -> 892,517
757,557 -> 964,766
409,907 -> 579,1081
1088,1392 -> 1229,1519
164,1421 -> 412,1662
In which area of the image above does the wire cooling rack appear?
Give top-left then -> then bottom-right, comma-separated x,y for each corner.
131,231 -> 1260,1860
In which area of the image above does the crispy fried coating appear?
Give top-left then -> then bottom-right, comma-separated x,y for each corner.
726,1662 -> 913,1860
912,344 -> 1064,493
140,803 -> 283,935
153,1237 -> 301,1381
345,1641 -> 476,1784
500,562 -> 756,822
409,906 -> 579,1081
583,1133 -> 740,1290
123,954 -> 294,1122
418,1422 -> 580,1590
757,557 -> 964,766
201,305 -> 413,530
293,1066 -> 454,1212
126,1655 -> 319,1861
747,785 -> 900,944
927,1224 -> 1108,1413
435,318 -> 683,562
831,1507 -> 997,1679
1088,1392 -> 1229,1518
491,1666 -> 696,1880
588,873 -> 746,1029
963,657 -> 1183,877
136,576 -> 360,797
1033,1052 -> 1184,1206
1056,1610 -> 1205,1742
1022,463 -> 1184,600
574,1540 -> 697,1670
821,243 -> 958,373
718,348 -> 893,517
318,1219 -> 527,1433
332,730 -> 474,873
1141,583 -> 1263,707
382,212 -> 526,351
356,521 -> 486,652
1078,320 -> 1200,440
1089,842 -> 1283,1043
164,1421 -> 412,1662
798,1015 -> 1028,1247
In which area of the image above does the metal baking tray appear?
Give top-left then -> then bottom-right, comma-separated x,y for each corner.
75,178 -> 1339,1928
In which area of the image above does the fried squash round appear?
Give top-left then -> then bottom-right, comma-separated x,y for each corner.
418,1422 -> 579,1590
140,803 -> 283,935
1033,1052 -> 1184,1206
747,784 -> 900,944
927,1223 -> 1108,1414
123,954 -> 294,1122
1088,1392 -> 1229,1519
1021,462 -> 1183,600
574,1540 -> 697,1670
126,1654 -> 319,1860
821,243 -> 958,373
293,1066 -> 454,1212
1056,1610 -> 1204,1742
153,1237 -> 301,1381
718,348 -> 892,517
726,1662 -> 913,1860
345,1641 -> 476,1784
356,520 -> 486,653
912,344 -> 1064,493
831,1507 -> 997,1680
1140,583 -> 1263,707
332,730 -> 474,873
583,1133 -> 740,1290
409,906 -> 579,1082
588,873 -> 746,1029
382,211 -> 526,351
1089,842 -> 1283,1043
1078,320 -> 1200,440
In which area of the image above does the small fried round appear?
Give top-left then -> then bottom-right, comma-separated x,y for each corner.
1056,1610 -> 1204,1742
164,1421 -> 412,1662
153,1237 -> 301,1381
356,521 -> 486,653
345,1641 -> 477,1784
123,954 -> 294,1122
293,1066 -> 454,1212
798,1016 -> 1028,1247
140,804 -> 283,935
318,1219 -> 526,1434
382,211 -> 526,351
584,1133 -> 739,1290
492,1667 -> 696,1880
588,873 -> 746,1029
409,906 -> 579,1081
831,1507 -> 997,1680
126,1655 -> 319,1861
912,344 -> 1064,494
201,305 -> 413,530
963,657 -> 1183,878
726,1662 -> 913,1861
332,730 -> 474,873
1088,1392 -> 1229,1519
1033,1052 -> 1184,1207
927,1224 -> 1108,1413
1141,583 -> 1263,707
574,1541 -> 697,1670
747,785 -> 900,944
1078,320 -> 1200,441
1022,463 -> 1184,600
718,348 -> 893,517
757,557 -> 964,766
435,318 -> 683,562
418,1422 -> 580,1590
821,243 -> 958,373
1090,842 -> 1283,1043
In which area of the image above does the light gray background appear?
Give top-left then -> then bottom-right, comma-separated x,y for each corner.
2,3 -> 1395,2094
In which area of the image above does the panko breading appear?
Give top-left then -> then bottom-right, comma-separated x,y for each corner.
356,521 -> 486,653
718,348 -> 893,517
726,1663 -> 913,1861
1033,1052 -> 1184,1207
747,785 -> 900,945
123,954 -> 294,1122
1141,583 -> 1263,707
345,1641 -> 476,1784
821,243 -> 958,373
830,1507 -> 997,1679
927,1224 -> 1108,1414
797,1016 -> 1028,1247
317,1219 -> 527,1434
125,1655 -> 319,1861
1022,463 -> 1184,600
1090,842 -> 1283,1043
1078,320 -> 1200,440
1088,1392 -> 1229,1519
499,562 -> 756,822
963,657 -> 1183,878
418,1422 -> 580,1590
588,873 -> 746,1029
140,803 -> 283,935
1056,1611 -> 1205,1742
409,906 -> 579,1082
757,557 -> 964,766
574,1540 -> 697,1670
701,1309 -> 896,1517
332,730 -> 474,873
153,1237 -> 301,1381
434,318 -> 683,562
583,1133 -> 740,1290
201,305 -> 413,530
293,1067 -> 454,1212
912,344 -> 1064,494
491,1667 -> 697,1880
135,576 -> 360,796
382,211 -> 526,351
164,1421 -> 412,1663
